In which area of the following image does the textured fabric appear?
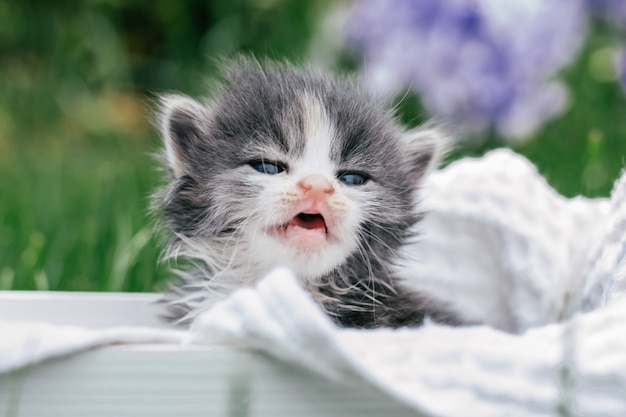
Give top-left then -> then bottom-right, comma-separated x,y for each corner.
191,268 -> 626,417
0,320 -> 184,374
398,149 -> 609,332
2,150 -> 626,416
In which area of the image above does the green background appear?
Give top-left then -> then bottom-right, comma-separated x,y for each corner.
1,1 -> 625,293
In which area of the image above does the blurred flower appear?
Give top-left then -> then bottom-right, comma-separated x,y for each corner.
346,0 -> 588,140
587,0 -> 626,27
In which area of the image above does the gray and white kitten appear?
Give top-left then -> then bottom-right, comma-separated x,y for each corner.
154,57 -> 461,329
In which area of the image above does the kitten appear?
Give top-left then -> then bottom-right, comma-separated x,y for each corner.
153,57 -> 461,328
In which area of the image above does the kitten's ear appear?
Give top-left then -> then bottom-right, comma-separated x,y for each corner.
158,95 -> 210,178
401,125 -> 449,185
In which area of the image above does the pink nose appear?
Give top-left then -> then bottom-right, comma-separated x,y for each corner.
297,175 -> 334,196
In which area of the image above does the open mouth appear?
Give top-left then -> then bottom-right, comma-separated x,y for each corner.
288,212 -> 327,233
268,210 -> 330,248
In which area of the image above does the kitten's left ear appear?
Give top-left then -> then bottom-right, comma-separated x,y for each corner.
157,94 -> 211,178
401,125 -> 449,185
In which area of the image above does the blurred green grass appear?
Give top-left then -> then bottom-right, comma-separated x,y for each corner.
0,133 -> 161,291
1,1 -> 625,292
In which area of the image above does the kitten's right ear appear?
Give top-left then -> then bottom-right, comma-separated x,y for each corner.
401,124 -> 450,185
158,95 -> 210,178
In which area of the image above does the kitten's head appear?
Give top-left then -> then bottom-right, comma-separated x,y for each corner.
155,57 -> 444,286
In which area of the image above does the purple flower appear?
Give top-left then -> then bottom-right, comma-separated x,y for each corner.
587,0 -> 626,27
346,0 -> 588,139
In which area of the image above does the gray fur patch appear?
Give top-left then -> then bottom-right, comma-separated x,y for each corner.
153,56 -> 462,328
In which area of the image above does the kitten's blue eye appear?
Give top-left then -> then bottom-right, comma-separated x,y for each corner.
250,161 -> 285,175
338,172 -> 368,185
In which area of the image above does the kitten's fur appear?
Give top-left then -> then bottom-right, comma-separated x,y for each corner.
154,57 -> 461,328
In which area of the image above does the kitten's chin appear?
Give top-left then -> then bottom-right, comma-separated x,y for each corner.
253,209 -> 355,281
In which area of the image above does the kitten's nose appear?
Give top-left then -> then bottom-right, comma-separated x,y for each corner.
297,174 -> 334,196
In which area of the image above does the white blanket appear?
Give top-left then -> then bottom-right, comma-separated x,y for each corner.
2,149 -> 626,416
192,268 -> 626,417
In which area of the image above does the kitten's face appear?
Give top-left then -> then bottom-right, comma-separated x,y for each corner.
157,60 -> 439,285
234,95 -> 369,280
